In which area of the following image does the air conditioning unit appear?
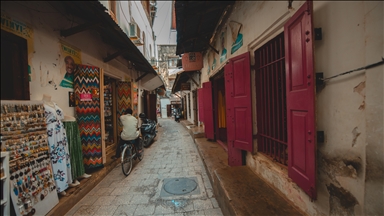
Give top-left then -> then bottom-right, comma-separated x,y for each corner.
129,23 -> 141,40
150,57 -> 157,65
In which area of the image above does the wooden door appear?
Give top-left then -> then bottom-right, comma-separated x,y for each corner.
225,52 -> 253,153
1,30 -> 29,100
202,81 -> 214,140
284,1 -> 316,200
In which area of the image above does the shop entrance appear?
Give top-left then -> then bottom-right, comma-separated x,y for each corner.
192,90 -> 198,125
212,71 -> 227,149
103,75 -> 118,153
1,29 -> 29,100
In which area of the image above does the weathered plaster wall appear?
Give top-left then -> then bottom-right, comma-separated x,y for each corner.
2,2 -> 137,117
200,1 -> 383,215
362,2 -> 384,215
160,98 -> 170,118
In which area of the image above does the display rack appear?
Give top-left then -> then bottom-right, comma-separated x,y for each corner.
0,100 -> 59,216
1,152 -> 10,216
104,83 -> 114,148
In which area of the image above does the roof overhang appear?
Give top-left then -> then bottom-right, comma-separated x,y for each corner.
56,1 -> 164,91
171,70 -> 199,93
175,1 -> 235,55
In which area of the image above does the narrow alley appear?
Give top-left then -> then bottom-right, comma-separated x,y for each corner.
65,118 -> 223,216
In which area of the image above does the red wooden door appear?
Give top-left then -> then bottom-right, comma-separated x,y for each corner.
225,52 -> 253,152
224,63 -> 241,166
198,88 -> 204,122
202,82 -> 214,139
284,1 -> 316,200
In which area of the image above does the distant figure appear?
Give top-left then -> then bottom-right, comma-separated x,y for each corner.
157,107 -> 161,118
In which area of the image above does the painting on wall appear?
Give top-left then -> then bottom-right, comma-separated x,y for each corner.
229,21 -> 243,54
69,91 -> 76,107
59,40 -> 82,89
208,50 -> 216,75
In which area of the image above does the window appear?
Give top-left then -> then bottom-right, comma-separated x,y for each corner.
255,32 -> 287,165
255,2 -> 316,199
1,30 -> 30,100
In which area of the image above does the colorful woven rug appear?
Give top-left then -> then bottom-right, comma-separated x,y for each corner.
74,65 -> 103,171
117,81 -> 131,134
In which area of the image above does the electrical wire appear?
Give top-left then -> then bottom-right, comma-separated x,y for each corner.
322,58 -> 384,81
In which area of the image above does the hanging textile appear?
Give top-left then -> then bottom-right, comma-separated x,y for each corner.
44,103 -> 73,192
74,65 -> 102,170
117,81 -> 131,134
63,121 -> 85,180
218,90 -> 227,128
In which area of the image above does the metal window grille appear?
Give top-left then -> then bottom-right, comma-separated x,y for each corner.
255,32 -> 288,165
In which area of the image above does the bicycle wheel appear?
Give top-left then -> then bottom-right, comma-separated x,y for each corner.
121,145 -> 133,176
137,139 -> 144,161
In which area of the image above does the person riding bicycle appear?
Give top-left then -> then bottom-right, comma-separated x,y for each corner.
111,108 -> 142,160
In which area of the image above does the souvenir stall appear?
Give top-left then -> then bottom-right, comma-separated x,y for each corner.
0,100 -> 59,216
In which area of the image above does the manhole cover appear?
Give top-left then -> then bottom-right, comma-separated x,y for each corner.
163,178 -> 198,195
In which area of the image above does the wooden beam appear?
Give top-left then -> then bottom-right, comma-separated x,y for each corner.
60,21 -> 101,38
135,72 -> 149,82
186,73 -> 199,87
103,50 -> 129,63
208,43 -> 219,54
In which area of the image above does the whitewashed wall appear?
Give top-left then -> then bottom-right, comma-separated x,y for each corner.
160,98 -> 170,118
200,1 -> 383,215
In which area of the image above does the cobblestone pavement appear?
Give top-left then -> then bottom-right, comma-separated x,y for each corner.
66,118 -> 223,216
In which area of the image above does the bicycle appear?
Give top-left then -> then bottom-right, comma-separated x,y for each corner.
121,137 -> 144,176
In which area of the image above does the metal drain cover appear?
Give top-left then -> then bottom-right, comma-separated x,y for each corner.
163,178 -> 198,195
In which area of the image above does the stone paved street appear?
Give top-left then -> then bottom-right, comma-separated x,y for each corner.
65,118 -> 223,216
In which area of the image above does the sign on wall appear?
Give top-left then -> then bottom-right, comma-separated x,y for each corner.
181,83 -> 191,91
229,21 -> 243,54
182,52 -> 203,71
220,27 -> 227,63
59,40 -> 82,89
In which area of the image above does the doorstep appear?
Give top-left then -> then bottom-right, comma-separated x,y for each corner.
46,151 -> 120,216
181,120 -> 305,216
180,120 -> 205,139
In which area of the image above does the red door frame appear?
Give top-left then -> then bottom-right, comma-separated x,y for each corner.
202,81 -> 214,140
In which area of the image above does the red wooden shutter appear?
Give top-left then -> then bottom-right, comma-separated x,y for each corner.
225,52 -> 253,152
202,82 -> 214,139
198,88 -> 204,122
224,62 -> 243,166
284,1 -> 316,200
